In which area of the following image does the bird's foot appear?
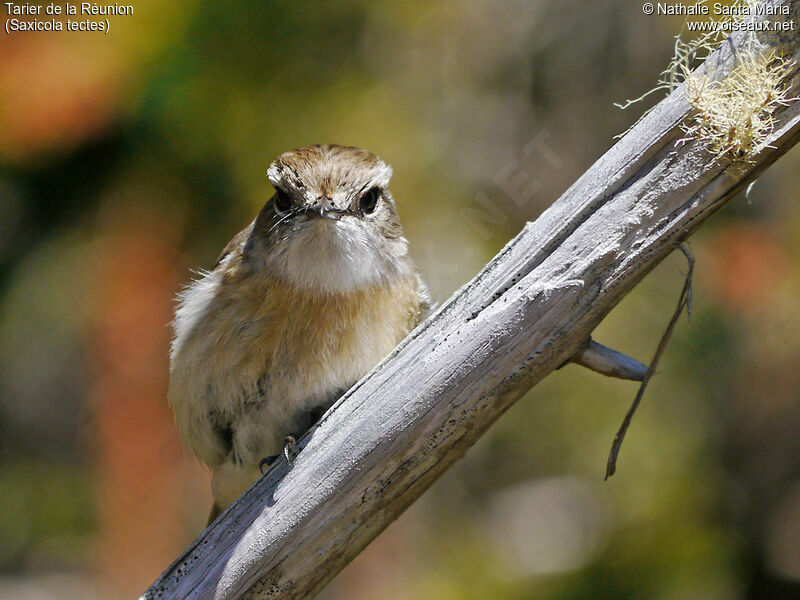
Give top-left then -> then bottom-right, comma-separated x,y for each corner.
283,435 -> 298,465
259,455 -> 278,474
258,435 -> 299,473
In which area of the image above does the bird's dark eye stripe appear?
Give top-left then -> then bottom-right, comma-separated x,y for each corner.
359,187 -> 381,214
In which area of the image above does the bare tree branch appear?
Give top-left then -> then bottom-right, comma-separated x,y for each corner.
569,338 -> 648,381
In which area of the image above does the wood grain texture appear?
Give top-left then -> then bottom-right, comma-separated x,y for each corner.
142,3 -> 800,598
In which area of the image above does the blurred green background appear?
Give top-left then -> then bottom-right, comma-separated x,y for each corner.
1,1 -> 800,598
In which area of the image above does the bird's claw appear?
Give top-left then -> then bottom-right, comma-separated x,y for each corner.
258,435 -> 298,473
283,435 -> 298,465
259,455 -> 278,474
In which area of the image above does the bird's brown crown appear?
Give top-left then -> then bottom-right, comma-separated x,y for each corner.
267,144 -> 393,204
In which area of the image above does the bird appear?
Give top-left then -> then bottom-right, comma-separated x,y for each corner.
168,144 -> 430,523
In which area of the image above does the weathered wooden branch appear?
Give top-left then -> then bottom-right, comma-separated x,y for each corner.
142,3 -> 800,599
569,338 -> 648,381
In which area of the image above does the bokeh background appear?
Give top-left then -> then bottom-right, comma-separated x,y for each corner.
1,1 -> 800,598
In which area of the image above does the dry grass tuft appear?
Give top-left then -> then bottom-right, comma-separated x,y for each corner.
616,0 -> 798,161
681,50 -> 797,161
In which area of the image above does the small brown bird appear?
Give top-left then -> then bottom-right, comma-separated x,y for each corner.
168,145 -> 430,522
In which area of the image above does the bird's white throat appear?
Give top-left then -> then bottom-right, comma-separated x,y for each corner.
266,217 -> 404,295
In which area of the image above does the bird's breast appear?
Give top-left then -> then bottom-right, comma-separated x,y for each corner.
168,269 -> 422,465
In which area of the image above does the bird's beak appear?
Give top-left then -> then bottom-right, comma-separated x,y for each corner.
306,196 -> 345,220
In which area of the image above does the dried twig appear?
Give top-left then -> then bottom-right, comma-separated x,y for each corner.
605,244 -> 695,480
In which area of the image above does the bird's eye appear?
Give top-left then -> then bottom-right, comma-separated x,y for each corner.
359,187 -> 381,215
274,189 -> 293,212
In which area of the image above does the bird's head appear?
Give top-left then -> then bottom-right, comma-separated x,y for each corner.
252,144 -> 413,294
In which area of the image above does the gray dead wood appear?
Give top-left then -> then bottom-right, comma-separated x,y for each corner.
142,3 -> 800,599
571,338 -> 648,381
